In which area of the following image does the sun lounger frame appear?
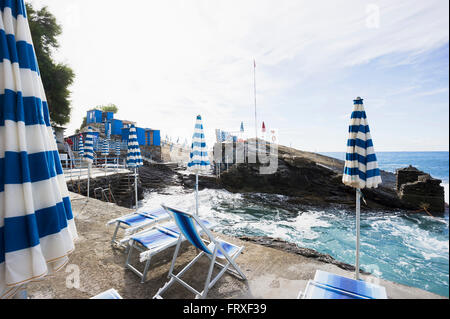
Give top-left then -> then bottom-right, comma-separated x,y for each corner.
107,207 -> 170,247
153,205 -> 247,299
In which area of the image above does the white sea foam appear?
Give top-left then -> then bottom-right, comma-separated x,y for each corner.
140,186 -> 449,296
443,183 -> 449,204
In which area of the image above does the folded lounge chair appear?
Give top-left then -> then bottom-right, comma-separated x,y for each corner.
153,205 -> 247,299
299,270 -> 387,299
125,219 -> 214,283
107,206 -> 170,246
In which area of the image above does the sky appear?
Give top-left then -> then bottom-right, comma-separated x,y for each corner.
28,0 -> 449,152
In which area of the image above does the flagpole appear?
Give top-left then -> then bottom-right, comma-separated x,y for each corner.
253,59 -> 257,142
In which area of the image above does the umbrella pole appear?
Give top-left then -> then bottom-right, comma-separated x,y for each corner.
134,167 -> 137,209
355,188 -> 361,280
195,173 -> 199,216
87,163 -> 91,200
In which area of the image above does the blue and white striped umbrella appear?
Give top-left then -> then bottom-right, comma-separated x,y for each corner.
188,115 -> 210,173
101,138 -> 109,157
115,140 -> 121,156
342,97 -> 382,189
342,97 -> 381,280
78,134 -> 84,156
83,127 -> 94,164
126,125 -> 143,168
188,115 -> 210,215
0,1 -> 77,298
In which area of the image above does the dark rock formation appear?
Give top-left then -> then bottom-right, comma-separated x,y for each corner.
397,167 -> 445,213
396,165 -> 425,191
214,142 -> 407,210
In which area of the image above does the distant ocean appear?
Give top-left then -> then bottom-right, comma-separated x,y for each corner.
141,151 -> 449,297
320,151 -> 449,203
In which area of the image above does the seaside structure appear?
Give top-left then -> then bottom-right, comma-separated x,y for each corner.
396,166 -> 445,213
67,110 -> 162,161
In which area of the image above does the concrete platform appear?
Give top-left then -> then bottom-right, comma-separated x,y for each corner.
26,193 -> 446,299
63,167 -> 131,182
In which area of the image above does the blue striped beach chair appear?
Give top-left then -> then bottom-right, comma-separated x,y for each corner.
125,219 -> 214,283
91,288 -> 123,299
299,270 -> 387,299
107,206 -> 170,246
153,205 -> 247,299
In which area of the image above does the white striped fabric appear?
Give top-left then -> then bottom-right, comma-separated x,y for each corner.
0,1 -> 77,298
101,138 -> 109,157
115,140 -> 121,156
126,125 -> 143,167
342,97 -> 382,189
188,115 -> 210,173
83,127 -> 94,164
78,134 -> 84,157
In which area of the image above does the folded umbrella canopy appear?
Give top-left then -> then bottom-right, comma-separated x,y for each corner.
78,133 -> 84,157
101,138 -> 109,157
0,0 -> 77,298
342,97 -> 382,280
187,115 -> 210,215
115,140 -> 121,157
126,125 -> 142,208
83,127 -> 94,199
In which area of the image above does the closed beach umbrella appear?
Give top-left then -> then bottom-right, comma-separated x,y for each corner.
101,138 -> 109,157
240,121 -> 244,132
126,125 -> 143,208
115,140 -> 121,171
78,134 -> 84,157
115,141 -> 121,156
342,97 -> 382,279
187,115 -> 210,215
0,0 -> 77,298
101,138 -> 109,176
83,127 -> 94,199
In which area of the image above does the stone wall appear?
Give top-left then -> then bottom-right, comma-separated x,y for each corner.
396,166 -> 445,213
141,145 -> 162,162
66,172 -> 144,208
396,165 -> 425,191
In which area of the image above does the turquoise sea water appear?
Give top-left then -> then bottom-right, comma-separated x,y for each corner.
321,151 -> 449,202
141,151 -> 449,297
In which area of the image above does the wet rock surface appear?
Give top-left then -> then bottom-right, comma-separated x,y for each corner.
110,145 -> 441,213
214,144 -> 409,211
239,236 -> 370,275
396,166 -> 445,213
